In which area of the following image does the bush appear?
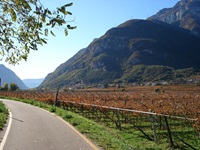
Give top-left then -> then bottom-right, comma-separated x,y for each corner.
0,101 -> 9,130
154,88 -> 160,93
9,83 -> 19,91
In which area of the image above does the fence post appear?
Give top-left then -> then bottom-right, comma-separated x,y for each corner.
164,116 -> 174,147
81,105 -> 84,116
55,87 -> 60,107
115,109 -> 122,130
150,110 -> 157,142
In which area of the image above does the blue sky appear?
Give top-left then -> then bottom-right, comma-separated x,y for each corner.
3,0 -> 179,79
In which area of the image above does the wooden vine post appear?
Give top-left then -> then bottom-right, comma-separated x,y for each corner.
164,116 -> 174,147
115,109 -> 122,130
55,87 -> 59,107
150,110 -> 157,142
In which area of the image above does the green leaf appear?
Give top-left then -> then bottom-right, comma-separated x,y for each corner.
3,4 -> 8,13
67,25 -> 77,30
50,31 -> 55,36
14,0 -> 20,6
44,28 -> 48,36
21,0 -> 32,10
64,3 -> 73,7
20,55 -> 28,61
59,4 -> 73,15
47,10 -> 52,15
34,11 -> 41,15
41,39 -> 47,44
64,28 -> 68,36
65,11 -> 72,15
9,8 -> 17,22
58,7 -> 66,14
42,9 -> 48,22
42,15 -> 46,22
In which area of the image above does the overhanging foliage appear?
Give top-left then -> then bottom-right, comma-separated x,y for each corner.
0,0 -> 76,64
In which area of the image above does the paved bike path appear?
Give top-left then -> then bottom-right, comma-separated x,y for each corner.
0,99 -> 98,150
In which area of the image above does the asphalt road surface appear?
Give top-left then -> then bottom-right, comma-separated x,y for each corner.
0,99 -> 98,150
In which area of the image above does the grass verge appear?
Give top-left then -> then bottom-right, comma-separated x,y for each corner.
0,101 -> 9,130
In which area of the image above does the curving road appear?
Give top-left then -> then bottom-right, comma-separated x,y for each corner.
0,99 -> 98,150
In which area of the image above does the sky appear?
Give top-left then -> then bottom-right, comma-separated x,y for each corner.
2,0 -> 179,80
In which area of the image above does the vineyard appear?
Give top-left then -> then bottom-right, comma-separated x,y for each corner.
0,85 -> 199,149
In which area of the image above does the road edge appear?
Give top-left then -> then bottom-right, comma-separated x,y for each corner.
56,115 -> 100,150
0,108 -> 12,150
40,108 -> 100,150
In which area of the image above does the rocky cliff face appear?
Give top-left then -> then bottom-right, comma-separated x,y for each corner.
149,0 -> 200,36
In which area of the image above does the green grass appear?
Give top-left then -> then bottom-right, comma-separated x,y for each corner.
0,97 -> 199,149
0,101 -> 9,130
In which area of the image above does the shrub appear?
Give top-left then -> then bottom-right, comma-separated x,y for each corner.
154,88 -> 160,93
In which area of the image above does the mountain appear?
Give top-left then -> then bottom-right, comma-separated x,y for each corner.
0,64 -> 28,89
148,0 -> 200,36
39,0 -> 200,89
23,78 -> 44,88
39,17 -> 200,89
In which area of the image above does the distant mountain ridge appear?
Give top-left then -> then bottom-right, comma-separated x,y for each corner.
0,64 -> 28,89
39,0 -> 200,89
23,78 -> 44,88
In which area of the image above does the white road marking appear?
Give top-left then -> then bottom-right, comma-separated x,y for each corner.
0,109 -> 12,150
